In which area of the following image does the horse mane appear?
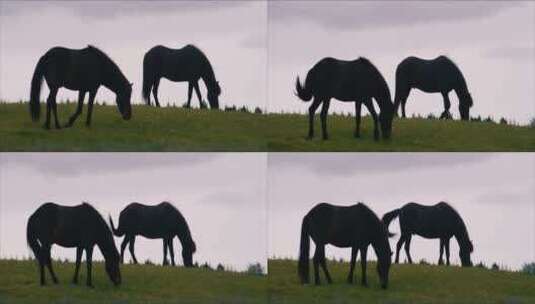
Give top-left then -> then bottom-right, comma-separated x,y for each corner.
356,57 -> 392,103
185,44 -> 216,84
438,201 -> 470,238
81,201 -> 116,244
86,45 -> 129,85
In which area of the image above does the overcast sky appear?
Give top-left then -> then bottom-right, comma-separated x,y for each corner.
269,1 -> 535,124
0,153 -> 267,271
0,1 -> 267,109
268,153 -> 535,270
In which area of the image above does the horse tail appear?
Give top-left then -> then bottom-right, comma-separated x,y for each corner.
295,76 -> 313,102
382,208 -> 400,237
30,54 -> 48,121
108,215 -> 124,237
142,53 -> 154,105
298,215 -> 310,284
26,214 -> 41,261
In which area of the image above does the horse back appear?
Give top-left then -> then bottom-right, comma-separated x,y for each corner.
146,45 -> 207,82
119,202 -> 182,238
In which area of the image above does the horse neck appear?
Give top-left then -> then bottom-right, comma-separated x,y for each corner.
96,232 -> 117,261
99,58 -> 127,95
176,222 -> 193,247
454,73 -> 469,97
454,224 -> 470,247
200,60 -> 217,89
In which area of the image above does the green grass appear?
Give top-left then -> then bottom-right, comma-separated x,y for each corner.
0,103 -> 267,151
268,259 -> 535,304
266,113 -> 535,151
0,259 -> 267,304
1,102 -> 534,151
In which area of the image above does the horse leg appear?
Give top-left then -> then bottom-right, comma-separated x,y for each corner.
44,88 -> 57,129
193,82 -> 205,109
72,247 -> 83,284
43,245 -> 58,284
307,98 -> 322,139
318,246 -> 332,284
313,245 -> 322,285
360,246 -> 368,287
404,235 -> 413,264
162,239 -> 169,265
85,89 -> 97,127
167,238 -> 175,266
128,236 -> 139,264
440,92 -> 452,119
38,250 -> 46,285
320,99 -> 331,140
445,238 -> 451,266
354,101 -> 362,138
186,82 -> 193,108
50,92 -> 61,129
85,246 -> 94,287
152,78 -> 161,107
347,247 -> 358,283
66,91 -> 85,127
395,235 -> 405,264
120,237 -> 128,264
395,87 -> 410,118
438,239 -> 445,265
364,98 -> 379,141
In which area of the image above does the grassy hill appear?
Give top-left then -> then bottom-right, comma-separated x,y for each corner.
268,259 -> 535,304
1,102 -> 534,151
0,103 -> 267,151
0,259 -> 267,304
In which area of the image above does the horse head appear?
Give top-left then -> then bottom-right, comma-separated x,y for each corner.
207,81 -> 221,109
458,92 -> 472,121
104,241 -> 122,286
376,233 -> 393,289
116,82 -> 133,120
379,103 -> 394,139
182,240 -> 196,267
459,239 -> 474,267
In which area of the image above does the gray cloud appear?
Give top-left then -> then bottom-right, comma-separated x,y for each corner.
269,153 -> 494,177
485,46 -> 535,59
270,1 -> 519,30
0,153 -> 219,176
1,1 -> 251,19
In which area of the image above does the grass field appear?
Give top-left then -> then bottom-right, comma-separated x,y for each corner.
1,102 -> 534,151
0,259 -> 267,304
268,259 -> 535,304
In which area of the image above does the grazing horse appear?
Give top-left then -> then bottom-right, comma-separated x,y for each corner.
295,57 -> 394,141
29,45 -> 133,129
142,45 -> 221,109
382,202 -> 474,267
298,203 -> 393,289
26,202 -> 121,287
109,202 -> 196,267
393,56 -> 473,120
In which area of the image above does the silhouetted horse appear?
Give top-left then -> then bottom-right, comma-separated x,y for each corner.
30,45 -> 133,129
26,202 -> 121,287
142,45 -> 221,109
298,203 -> 393,289
295,57 -> 394,141
382,202 -> 474,267
109,202 -> 196,267
393,56 -> 473,120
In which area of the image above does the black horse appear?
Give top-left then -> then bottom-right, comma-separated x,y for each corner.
109,202 -> 196,267
142,45 -> 221,109
393,56 -> 473,120
30,45 -> 133,129
26,202 -> 121,287
298,203 -> 393,289
382,202 -> 474,267
295,57 -> 394,141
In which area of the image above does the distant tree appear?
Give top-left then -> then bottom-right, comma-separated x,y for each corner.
491,263 -> 500,271
216,263 -> 225,271
521,262 -> 535,275
254,107 -> 263,114
426,113 -> 437,120
475,262 -> 487,269
419,259 -> 430,266
246,262 -> 264,275
529,118 -> 535,129
144,259 -> 154,266
499,117 -> 508,125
